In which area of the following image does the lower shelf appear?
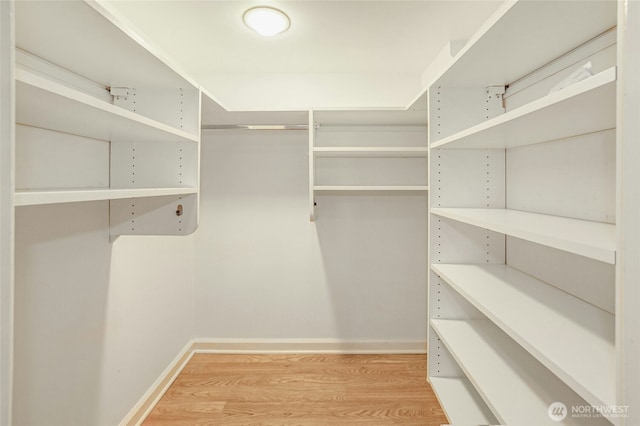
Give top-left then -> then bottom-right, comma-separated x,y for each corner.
429,376 -> 497,425
14,187 -> 198,206
431,263 -> 615,408
430,319 -> 611,426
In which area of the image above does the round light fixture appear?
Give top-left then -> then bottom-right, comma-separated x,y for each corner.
243,6 -> 290,37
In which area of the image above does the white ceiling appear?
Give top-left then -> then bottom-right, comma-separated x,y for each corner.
105,0 -> 502,109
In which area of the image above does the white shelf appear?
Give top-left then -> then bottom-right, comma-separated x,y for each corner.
431,319 -> 609,426
432,68 -> 616,149
14,187 -> 197,206
313,147 -> 428,158
16,68 -> 198,144
314,186 -> 428,193
429,377 -> 497,425
313,109 -> 426,126
433,0 -> 616,87
432,263 -> 615,408
15,0 -> 195,90
431,208 -> 616,264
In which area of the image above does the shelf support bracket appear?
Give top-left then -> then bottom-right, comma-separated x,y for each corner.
109,86 -> 132,101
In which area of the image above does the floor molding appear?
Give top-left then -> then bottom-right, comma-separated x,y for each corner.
121,338 -> 427,424
120,339 -> 195,426
193,338 -> 427,354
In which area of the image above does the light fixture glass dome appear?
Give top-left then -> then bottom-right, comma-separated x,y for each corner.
243,6 -> 290,37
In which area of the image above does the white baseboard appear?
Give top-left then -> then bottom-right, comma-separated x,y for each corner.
192,338 -> 427,354
120,339 -> 195,426
120,338 -> 426,424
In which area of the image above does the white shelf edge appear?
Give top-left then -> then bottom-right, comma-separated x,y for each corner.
430,319 -> 607,425
313,147 -> 428,158
432,263 -> 616,408
314,185 -> 429,192
431,67 -> 617,149
16,67 -> 199,143
429,376 -> 497,425
14,187 -> 198,206
431,208 -> 616,264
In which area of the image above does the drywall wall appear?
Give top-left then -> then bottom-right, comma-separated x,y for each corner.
194,130 -> 428,343
12,202 -> 194,425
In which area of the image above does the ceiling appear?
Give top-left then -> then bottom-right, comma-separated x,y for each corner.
105,0 -> 502,110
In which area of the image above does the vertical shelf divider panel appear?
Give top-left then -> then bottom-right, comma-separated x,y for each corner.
617,2 -> 640,423
426,0 -> 620,424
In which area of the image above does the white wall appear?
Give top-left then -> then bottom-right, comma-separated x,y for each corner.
12,202 -> 194,426
194,130 -> 428,342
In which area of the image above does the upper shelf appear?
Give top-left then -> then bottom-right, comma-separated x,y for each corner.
431,208 -> 616,264
431,68 -> 616,149
313,109 -> 427,126
432,263 -> 615,408
15,0 -> 195,90
16,68 -> 199,144
431,319 -> 609,426
432,0 -> 616,88
313,147 -> 428,158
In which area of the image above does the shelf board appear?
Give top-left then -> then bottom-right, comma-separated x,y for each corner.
431,208 -> 615,264
15,0 -> 195,90
14,187 -> 197,206
16,68 -> 198,144
429,377 -> 497,425
431,68 -> 616,149
313,109 -> 426,126
313,147 -> 428,158
432,0 -> 616,87
432,263 -> 615,408
314,186 -> 429,194
431,319 -> 609,425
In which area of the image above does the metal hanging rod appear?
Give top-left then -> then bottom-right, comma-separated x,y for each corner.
201,124 -> 309,131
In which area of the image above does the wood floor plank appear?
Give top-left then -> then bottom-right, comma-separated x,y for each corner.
142,354 -> 448,425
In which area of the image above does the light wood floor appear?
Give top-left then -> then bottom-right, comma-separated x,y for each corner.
142,353 -> 448,425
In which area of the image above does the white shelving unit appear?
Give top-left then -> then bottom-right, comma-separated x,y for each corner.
427,1 -> 624,424
13,0 -> 201,237
309,108 -> 428,220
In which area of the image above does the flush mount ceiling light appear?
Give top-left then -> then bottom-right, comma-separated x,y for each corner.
243,6 -> 290,37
